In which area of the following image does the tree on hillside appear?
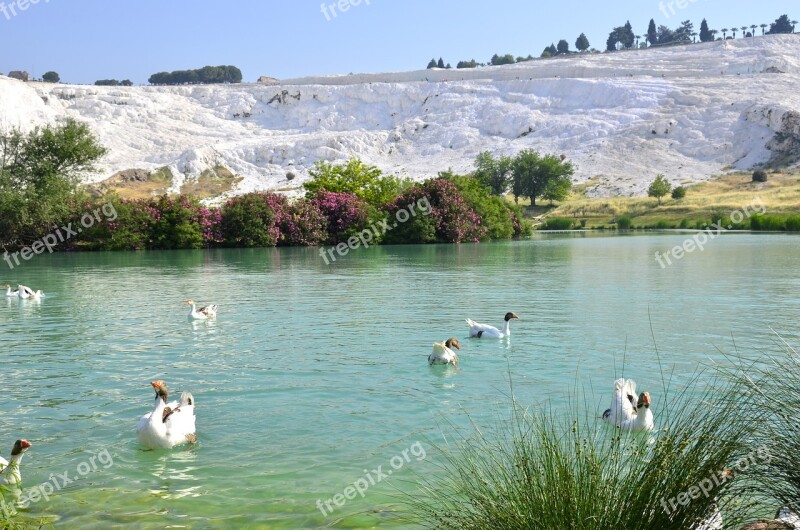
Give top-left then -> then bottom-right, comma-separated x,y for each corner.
490,54 -> 516,66
541,174 -> 572,205
427,58 -> 437,69
511,150 -> 574,206
700,19 -> 713,42
721,28 -> 729,39
304,158 -> 405,206
673,20 -> 694,43
42,71 -> 59,83
760,23 -> 768,35
474,152 -> 513,196
647,19 -> 658,46
623,21 -> 635,47
657,25 -> 676,44
740,26 -> 748,38
768,14 -> 793,34
647,174 -> 672,205
457,59 -> 478,69
557,39 -> 570,54
606,21 -> 635,51
437,57 -> 445,69
750,24 -> 758,36
793,20 -> 798,33
576,33 -> 590,52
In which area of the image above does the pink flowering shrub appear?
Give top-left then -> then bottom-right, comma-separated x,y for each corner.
310,191 -> 369,244
220,192 -> 287,247
278,199 -> 328,246
383,178 -> 486,244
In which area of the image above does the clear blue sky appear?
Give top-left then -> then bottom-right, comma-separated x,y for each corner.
0,0 -> 795,84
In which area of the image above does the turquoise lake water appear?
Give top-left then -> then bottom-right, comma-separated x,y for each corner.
1,233 -> 799,529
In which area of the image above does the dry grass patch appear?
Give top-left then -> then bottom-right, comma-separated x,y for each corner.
180,165 -> 243,200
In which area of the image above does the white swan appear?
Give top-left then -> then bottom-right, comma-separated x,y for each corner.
602,379 -> 654,432
429,338 -> 461,366
466,312 -> 519,338
0,439 -> 31,486
17,285 -> 44,299
3,284 -> 18,297
185,299 -> 217,320
136,381 -> 197,449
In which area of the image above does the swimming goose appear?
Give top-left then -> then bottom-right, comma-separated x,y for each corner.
136,381 -> 197,449
466,312 -> 519,338
0,439 -> 31,486
185,300 -> 217,320
602,378 -> 637,426
3,284 -> 18,297
17,285 -> 44,299
429,338 -> 461,366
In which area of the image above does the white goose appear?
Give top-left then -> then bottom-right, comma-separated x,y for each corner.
602,379 -> 654,432
0,439 -> 31,486
466,312 -> 519,338
3,284 -> 18,297
17,285 -> 44,299
185,300 -> 217,320
136,380 -> 197,449
429,338 -> 461,366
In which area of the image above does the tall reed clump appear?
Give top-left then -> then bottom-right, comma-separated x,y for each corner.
0,485 -> 44,530
724,336 -> 800,511
406,377 -> 755,530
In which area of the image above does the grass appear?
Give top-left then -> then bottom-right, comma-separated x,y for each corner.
89,166 -> 174,200
522,171 -> 800,229
406,373 -> 757,530
179,165 -> 243,200
0,486 -> 45,530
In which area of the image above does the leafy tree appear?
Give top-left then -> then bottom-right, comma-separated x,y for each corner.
473,151 -> 513,195
557,39 -> 570,54
95,79 -> 121,86
0,119 -> 107,247
752,170 -> 768,183
148,65 -> 242,85
768,14 -> 793,34
541,50 -> 553,58
575,33 -> 590,52
304,158 -> 407,207
511,150 -> 574,206
700,19 -> 713,42
606,33 -> 621,52
647,18 -> 658,46
42,71 -> 59,83
490,54 -> 516,66
121,79 -> 133,86
647,174 -> 672,204
673,20 -> 694,43
427,58 -> 437,69
622,21 -> 635,47
445,63 -> 452,69
456,59 -> 478,69
541,175 -> 572,205
437,57 -> 445,69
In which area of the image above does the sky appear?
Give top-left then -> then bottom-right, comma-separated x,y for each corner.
0,0 -> 796,84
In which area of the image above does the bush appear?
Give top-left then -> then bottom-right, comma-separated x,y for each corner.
654,220 -> 673,229
304,158 -> 408,207
383,178 -> 485,244
616,215 -> 632,229
310,190 -> 371,244
443,172 -> 529,240
750,214 -> 785,231
278,200 -> 328,246
752,170 -> 768,183
220,192 -> 286,247
541,217 -> 574,230
671,186 -> 687,199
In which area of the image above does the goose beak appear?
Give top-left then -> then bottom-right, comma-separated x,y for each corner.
637,392 -> 651,408
19,439 -> 31,449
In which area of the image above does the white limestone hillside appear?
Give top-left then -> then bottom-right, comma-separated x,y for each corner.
1,34 -> 799,199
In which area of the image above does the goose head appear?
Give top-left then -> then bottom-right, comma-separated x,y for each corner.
444,338 -> 461,350
151,380 -> 168,403
184,299 -> 195,306
504,312 -> 520,322
10,439 -> 31,456
637,392 -> 651,410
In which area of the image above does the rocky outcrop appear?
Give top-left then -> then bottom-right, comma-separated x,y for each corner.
257,76 -> 280,85
8,71 -> 29,82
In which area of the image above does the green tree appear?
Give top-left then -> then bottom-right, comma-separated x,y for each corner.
647,18 -> 658,46
768,14 -> 793,34
437,57 -> 445,68
490,54 -> 516,66
304,158 -> 406,207
673,20 -> 694,42
647,174 -> 672,204
473,151 -> 513,196
457,59 -> 478,69
0,119 -> 107,246
541,175 -> 572,205
42,71 -> 60,83
557,39 -> 570,54
511,151 -> 574,206
575,33 -> 590,52
427,58 -> 437,69
671,186 -> 687,199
